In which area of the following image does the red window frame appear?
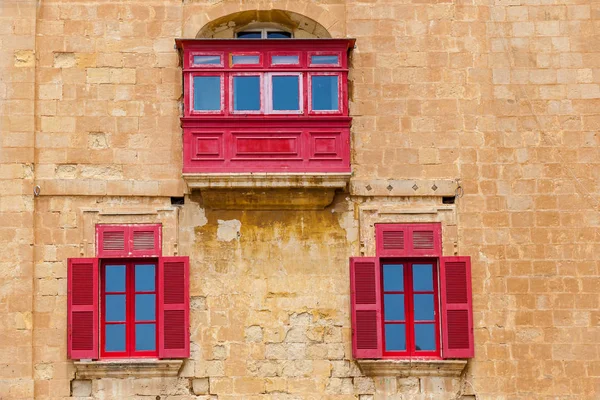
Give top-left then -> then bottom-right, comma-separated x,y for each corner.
100,259 -> 158,359
189,51 -> 224,68
381,258 -> 441,358
188,72 -> 225,116
307,72 -> 344,115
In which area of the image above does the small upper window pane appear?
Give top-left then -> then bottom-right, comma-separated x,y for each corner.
311,75 -> 339,111
272,76 -> 299,111
267,31 -> 292,38
236,31 -> 262,39
135,264 -> 155,292
105,265 -> 126,292
193,76 -> 221,111
233,76 -> 261,111
272,55 -> 299,65
193,55 -> 221,65
232,55 -> 260,65
311,55 -> 339,65
383,264 -> 404,292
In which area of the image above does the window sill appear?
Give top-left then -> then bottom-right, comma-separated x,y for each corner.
355,359 -> 467,377
74,359 -> 183,379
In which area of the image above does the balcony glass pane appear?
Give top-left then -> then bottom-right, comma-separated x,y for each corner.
311,55 -> 339,65
135,264 -> 155,292
105,265 -> 125,292
135,294 -> 156,321
135,324 -> 156,351
385,324 -> 406,351
415,324 -> 436,351
384,294 -> 405,321
193,55 -> 221,65
383,264 -> 404,291
272,76 -> 299,111
233,76 -> 260,111
272,55 -> 299,65
105,324 -> 125,352
105,294 -> 125,322
311,76 -> 338,111
232,55 -> 259,65
193,76 -> 221,111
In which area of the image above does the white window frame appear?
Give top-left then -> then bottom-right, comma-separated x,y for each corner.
265,72 -> 303,115
235,29 -> 293,39
230,73 -> 264,115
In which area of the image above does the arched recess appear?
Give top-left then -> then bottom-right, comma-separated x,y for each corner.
196,9 -> 332,39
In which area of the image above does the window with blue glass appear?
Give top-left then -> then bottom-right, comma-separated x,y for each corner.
101,261 -> 157,357
382,261 -> 440,357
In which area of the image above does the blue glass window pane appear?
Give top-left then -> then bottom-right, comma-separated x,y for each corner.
272,76 -> 299,111
135,294 -> 156,321
414,294 -> 435,321
267,31 -> 292,38
237,31 -> 261,38
135,264 -> 155,292
272,55 -> 298,65
311,76 -> 338,111
105,295 -> 126,322
136,324 -> 156,351
105,265 -> 125,292
383,264 -> 404,291
415,324 -> 436,351
413,264 -> 434,291
193,55 -> 221,65
232,55 -> 259,64
384,294 -> 405,321
311,55 -> 339,65
105,324 -> 125,352
193,76 -> 221,111
385,324 -> 406,351
233,76 -> 260,111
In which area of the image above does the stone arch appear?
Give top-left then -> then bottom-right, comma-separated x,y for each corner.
195,9 -> 332,39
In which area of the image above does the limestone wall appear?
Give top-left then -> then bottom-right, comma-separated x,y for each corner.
0,0 -> 598,399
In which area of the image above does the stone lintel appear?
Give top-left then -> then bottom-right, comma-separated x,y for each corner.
356,359 -> 468,377
350,179 -> 458,197
74,359 -> 183,379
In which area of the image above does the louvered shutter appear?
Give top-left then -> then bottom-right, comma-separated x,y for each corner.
350,257 -> 382,359
376,223 -> 441,257
158,256 -> 190,358
96,225 -> 128,257
130,224 -> 162,257
440,256 -> 474,358
67,258 -> 98,360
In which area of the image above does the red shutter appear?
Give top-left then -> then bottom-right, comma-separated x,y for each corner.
350,257 -> 382,359
96,225 -> 128,257
376,223 -> 441,257
67,258 -> 98,360
158,256 -> 190,358
130,224 -> 162,257
440,256 -> 474,358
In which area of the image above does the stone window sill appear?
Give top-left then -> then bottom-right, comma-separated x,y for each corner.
356,359 -> 468,377
74,359 -> 183,379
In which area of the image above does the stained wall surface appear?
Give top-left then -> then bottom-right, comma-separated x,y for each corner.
0,0 -> 598,399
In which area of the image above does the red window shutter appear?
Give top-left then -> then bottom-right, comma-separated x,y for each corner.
440,256 -> 474,358
350,257 -> 382,359
376,224 -> 408,256
375,223 -> 441,257
96,225 -> 128,257
67,258 -> 99,360
130,224 -> 162,257
158,256 -> 190,358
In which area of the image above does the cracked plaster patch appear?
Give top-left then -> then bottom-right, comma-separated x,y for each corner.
217,219 -> 241,241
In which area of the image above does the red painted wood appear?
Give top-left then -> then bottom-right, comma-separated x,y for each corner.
158,256 -> 190,358
100,260 -> 159,359
96,224 -> 162,258
381,260 -> 441,359
350,257 -> 382,359
440,256 -> 474,358
176,39 -> 354,174
375,223 -> 442,257
68,258 -> 99,360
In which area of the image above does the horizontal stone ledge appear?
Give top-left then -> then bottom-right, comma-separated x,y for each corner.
74,359 -> 183,379
350,179 -> 459,197
33,179 -> 184,197
356,359 -> 468,377
183,172 -> 351,190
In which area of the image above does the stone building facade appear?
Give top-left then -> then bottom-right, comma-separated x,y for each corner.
1,0 -> 599,399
